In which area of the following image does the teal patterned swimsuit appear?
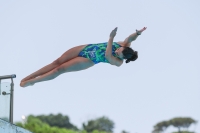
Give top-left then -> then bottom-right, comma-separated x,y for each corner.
78,42 -> 122,64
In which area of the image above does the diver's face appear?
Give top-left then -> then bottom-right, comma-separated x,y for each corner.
115,47 -> 124,59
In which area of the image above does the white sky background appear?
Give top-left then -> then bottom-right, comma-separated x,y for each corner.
0,0 -> 200,133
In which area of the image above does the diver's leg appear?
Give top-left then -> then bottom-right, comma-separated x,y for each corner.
20,57 -> 94,87
21,45 -> 87,82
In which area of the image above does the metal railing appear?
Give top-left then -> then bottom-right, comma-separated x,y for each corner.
0,74 -> 16,124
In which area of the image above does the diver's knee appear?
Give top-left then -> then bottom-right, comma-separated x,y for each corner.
52,59 -> 62,66
54,66 -> 65,74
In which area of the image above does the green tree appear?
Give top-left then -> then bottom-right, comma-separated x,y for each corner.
35,113 -> 78,130
172,132 -> 194,133
91,130 -> 108,133
121,130 -> 129,133
152,117 -> 197,133
15,115 -> 79,133
83,116 -> 114,133
170,117 -> 197,133
153,120 -> 170,133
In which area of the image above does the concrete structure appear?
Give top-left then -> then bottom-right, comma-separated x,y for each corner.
0,118 -> 32,133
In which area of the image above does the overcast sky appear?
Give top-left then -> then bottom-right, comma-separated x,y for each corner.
0,0 -> 200,133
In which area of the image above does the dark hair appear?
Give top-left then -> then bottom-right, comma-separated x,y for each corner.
122,47 -> 138,63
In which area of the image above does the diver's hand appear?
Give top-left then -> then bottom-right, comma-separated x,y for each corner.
110,27 -> 118,38
136,27 -> 147,35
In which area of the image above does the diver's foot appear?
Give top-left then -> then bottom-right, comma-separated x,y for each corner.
20,81 -> 35,88
21,76 -> 36,82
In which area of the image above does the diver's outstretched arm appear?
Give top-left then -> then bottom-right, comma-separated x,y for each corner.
105,27 -> 123,67
122,27 -> 147,47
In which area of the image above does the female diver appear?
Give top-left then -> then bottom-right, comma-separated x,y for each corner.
20,27 -> 147,87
